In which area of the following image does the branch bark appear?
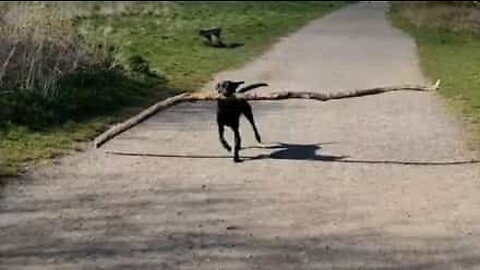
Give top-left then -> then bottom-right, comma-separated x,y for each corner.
184,81 -> 440,101
93,93 -> 189,148
93,80 -> 440,148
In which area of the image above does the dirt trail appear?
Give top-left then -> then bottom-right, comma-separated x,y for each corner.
2,2 -> 480,269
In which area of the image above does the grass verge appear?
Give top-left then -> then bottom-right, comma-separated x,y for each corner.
388,2 -> 480,150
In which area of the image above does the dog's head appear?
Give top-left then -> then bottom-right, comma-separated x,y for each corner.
216,80 -> 244,96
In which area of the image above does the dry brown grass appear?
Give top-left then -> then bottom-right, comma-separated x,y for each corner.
0,1 -> 175,95
397,1 -> 480,35
0,1 -> 172,24
0,3 -> 110,95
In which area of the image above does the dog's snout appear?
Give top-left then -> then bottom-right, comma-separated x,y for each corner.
216,82 -> 229,95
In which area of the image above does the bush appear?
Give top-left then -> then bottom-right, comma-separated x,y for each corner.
0,3 -> 162,130
0,61 -> 160,129
0,5 -> 105,94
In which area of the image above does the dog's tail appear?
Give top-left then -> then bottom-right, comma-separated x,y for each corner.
237,82 -> 269,93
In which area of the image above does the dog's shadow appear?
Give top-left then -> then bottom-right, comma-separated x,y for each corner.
244,142 -> 348,162
206,42 -> 245,49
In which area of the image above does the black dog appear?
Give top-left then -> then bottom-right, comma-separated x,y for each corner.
215,80 -> 268,162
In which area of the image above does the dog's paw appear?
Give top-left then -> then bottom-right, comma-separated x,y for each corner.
221,143 -> 232,152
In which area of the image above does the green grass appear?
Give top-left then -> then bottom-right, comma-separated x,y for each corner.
388,3 -> 480,150
79,1 -> 346,91
1,1 -> 347,177
0,91 -> 175,178
0,122 -> 106,177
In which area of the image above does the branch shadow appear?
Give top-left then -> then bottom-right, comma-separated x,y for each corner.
106,142 -> 480,166
2,158 -> 480,269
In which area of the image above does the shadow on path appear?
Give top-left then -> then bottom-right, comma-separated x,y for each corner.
106,142 -> 480,166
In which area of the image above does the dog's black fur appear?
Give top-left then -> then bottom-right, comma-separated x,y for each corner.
215,80 -> 268,162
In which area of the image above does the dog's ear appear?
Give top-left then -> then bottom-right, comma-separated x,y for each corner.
216,80 -> 245,95
230,81 -> 244,92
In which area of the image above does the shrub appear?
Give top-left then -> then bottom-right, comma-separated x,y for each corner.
0,3 -> 162,129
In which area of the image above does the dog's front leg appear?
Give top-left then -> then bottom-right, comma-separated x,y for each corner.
218,124 -> 231,152
233,129 -> 242,163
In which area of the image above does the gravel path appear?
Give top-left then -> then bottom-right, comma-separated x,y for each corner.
2,2 -> 480,269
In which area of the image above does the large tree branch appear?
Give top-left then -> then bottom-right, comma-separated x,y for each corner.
93,80 -> 440,148
184,80 -> 440,101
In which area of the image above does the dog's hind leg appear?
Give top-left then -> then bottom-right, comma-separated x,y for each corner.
218,124 -> 231,152
243,105 -> 262,143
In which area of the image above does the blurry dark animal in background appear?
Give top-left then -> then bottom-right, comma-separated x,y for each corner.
198,27 -> 244,49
